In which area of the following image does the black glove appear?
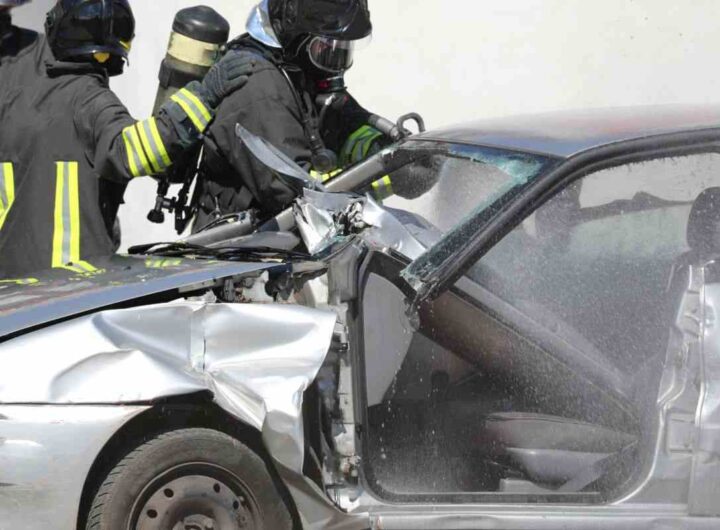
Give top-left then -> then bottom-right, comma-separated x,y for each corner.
200,51 -> 260,108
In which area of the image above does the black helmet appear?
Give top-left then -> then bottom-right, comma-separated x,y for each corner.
249,0 -> 371,74
267,0 -> 371,47
45,0 -> 135,75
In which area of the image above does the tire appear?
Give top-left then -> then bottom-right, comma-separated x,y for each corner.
85,428 -> 293,530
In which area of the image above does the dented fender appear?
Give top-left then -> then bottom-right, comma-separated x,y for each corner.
0,302 -> 337,474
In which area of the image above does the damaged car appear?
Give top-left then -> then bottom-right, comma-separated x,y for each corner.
2,105 -> 720,529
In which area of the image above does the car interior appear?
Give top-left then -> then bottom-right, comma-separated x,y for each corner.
360,155 -> 719,501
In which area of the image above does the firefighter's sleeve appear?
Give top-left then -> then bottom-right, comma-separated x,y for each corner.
76,81 -> 216,182
334,94 -> 396,201
206,90 -> 310,215
337,94 -> 393,168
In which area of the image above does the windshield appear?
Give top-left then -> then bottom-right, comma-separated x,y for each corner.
380,142 -> 558,286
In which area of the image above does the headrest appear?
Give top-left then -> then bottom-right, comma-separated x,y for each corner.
687,187 -> 720,256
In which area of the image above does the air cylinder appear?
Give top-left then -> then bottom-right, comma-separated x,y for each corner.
152,6 -> 230,114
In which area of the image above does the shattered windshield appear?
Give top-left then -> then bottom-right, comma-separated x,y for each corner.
382,143 -> 558,283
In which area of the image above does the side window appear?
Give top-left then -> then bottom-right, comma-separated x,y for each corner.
476,154 -> 720,366
361,153 -> 720,501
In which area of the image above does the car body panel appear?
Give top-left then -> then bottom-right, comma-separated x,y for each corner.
0,301 -> 337,473
0,255 -> 284,339
416,104 -> 720,157
0,405 -> 148,530
689,263 -> 720,515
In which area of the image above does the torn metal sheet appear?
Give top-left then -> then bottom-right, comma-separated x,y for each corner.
295,189 -> 427,260
0,302 -> 337,474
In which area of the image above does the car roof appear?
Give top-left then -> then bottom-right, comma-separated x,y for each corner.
415,104 -> 720,158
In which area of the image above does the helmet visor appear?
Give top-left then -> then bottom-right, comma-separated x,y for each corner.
307,35 -> 368,73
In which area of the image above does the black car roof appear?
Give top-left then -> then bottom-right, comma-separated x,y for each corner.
415,104 -> 720,158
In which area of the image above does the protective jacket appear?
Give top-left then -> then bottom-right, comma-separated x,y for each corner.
195,36 -> 388,230
0,33 -> 215,277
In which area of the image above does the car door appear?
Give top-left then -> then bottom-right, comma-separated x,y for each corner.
354,133 -> 720,527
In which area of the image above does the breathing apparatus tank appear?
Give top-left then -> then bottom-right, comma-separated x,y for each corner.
152,6 -> 230,113
147,6 -> 230,230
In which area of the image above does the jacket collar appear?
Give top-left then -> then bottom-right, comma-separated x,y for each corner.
45,54 -> 110,82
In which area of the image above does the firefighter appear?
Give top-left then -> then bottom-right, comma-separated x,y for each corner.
193,0 -> 392,231
0,0 -> 259,277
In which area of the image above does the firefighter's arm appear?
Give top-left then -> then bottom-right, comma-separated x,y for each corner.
74,83 -> 208,182
78,52 -> 260,182
337,94 -> 393,168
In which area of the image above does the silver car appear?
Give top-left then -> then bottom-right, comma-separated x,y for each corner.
2,105 -> 720,530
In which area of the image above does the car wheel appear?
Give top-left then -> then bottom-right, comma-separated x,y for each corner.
85,428 -> 293,530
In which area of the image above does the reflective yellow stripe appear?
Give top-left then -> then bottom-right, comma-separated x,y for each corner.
342,126 -> 368,161
309,168 -> 342,183
137,121 -> 161,173
52,162 -> 66,269
73,260 -> 98,273
342,125 -> 383,166
122,123 -> 153,177
171,88 -> 211,133
122,126 -> 141,178
149,118 -> 172,167
0,278 -> 39,286
0,162 -> 15,231
180,88 -> 212,123
145,257 -> 183,269
351,135 -> 370,163
127,125 -> 152,175
52,162 -> 98,274
371,175 -> 394,201
354,130 -> 383,162
68,162 -> 81,262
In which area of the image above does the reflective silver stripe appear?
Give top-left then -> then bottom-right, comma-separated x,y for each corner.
122,126 -> 144,177
52,162 -> 98,274
138,119 -> 169,173
54,162 -> 73,266
171,89 -> 211,132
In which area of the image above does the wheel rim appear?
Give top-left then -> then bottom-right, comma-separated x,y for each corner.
129,463 -> 261,530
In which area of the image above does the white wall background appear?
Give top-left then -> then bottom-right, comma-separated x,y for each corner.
12,0 -> 720,248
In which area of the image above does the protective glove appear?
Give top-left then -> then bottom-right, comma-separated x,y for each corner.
199,51 -> 260,108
